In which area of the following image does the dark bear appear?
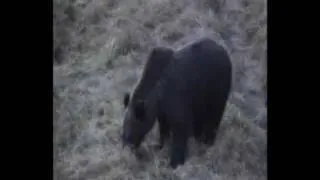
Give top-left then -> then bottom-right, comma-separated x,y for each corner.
121,37 -> 232,169
122,46 -> 174,146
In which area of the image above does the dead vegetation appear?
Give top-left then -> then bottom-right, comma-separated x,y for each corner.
53,0 -> 267,179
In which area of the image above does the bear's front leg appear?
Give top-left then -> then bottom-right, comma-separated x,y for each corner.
158,112 -> 170,150
163,97 -> 192,168
170,125 -> 189,169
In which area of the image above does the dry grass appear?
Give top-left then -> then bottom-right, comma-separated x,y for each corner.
53,0 -> 267,179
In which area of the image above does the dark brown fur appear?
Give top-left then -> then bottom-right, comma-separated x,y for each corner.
122,37 -> 232,169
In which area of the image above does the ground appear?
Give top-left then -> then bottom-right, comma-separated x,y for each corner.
53,0 -> 267,179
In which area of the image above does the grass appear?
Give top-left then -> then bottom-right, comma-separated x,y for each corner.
53,0 -> 267,179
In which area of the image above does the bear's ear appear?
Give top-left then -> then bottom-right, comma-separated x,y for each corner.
123,92 -> 130,108
134,100 -> 145,118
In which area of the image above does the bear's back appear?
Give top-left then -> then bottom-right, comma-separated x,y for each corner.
163,37 -> 232,98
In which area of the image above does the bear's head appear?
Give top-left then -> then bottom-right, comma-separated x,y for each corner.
120,46 -> 174,149
121,92 -> 155,149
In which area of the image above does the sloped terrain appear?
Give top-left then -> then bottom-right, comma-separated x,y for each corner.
53,0 -> 267,179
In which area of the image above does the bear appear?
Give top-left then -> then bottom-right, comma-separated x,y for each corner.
122,46 -> 174,148
121,37 -> 232,169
